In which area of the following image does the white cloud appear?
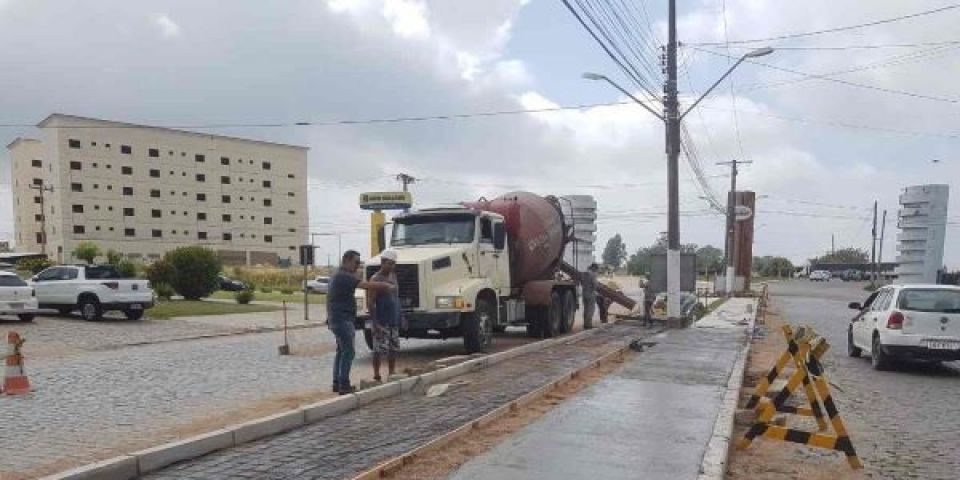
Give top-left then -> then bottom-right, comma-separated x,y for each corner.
152,14 -> 181,38
382,0 -> 429,39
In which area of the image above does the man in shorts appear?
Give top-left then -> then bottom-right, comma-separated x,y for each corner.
367,249 -> 401,382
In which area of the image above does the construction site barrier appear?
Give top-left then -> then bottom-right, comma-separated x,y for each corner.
738,325 -> 862,469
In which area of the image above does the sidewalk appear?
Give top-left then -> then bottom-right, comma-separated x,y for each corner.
449,298 -> 756,480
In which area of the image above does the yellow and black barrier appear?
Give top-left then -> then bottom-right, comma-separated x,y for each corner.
738,325 -> 863,469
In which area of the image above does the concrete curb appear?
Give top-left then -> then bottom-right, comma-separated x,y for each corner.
697,298 -> 758,480
39,321 -> 622,480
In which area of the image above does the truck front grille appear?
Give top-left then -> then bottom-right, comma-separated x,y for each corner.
366,264 -> 420,309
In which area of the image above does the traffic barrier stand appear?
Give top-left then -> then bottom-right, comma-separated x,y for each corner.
738,325 -> 862,469
3,332 -> 31,395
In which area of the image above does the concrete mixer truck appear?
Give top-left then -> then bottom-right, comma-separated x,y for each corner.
355,191 -> 636,353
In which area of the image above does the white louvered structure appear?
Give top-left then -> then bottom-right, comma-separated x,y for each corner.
560,195 -> 597,272
895,184 -> 949,284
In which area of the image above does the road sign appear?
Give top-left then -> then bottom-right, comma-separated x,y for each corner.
735,205 -> 753,221
359,191 -> 412,211
299,245 -> 314,266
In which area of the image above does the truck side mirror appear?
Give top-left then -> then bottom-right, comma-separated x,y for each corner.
493,223 -> 506,250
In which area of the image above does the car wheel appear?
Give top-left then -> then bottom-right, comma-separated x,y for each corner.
18,314 -> 35,322
124,309 -> 145,321
463,297 -> 494,353
79,297 -> 103,322
847,327 -> 861,358
871,334 -> 893,371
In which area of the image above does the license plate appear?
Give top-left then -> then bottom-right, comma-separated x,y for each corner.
129,304 -> 143,310
925,341 -> 960,350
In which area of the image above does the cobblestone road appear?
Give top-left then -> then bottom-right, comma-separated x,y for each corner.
144,322 -> 654,480
770,280 -> 960,480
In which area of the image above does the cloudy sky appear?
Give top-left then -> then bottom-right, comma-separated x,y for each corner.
1,0 -> 958,267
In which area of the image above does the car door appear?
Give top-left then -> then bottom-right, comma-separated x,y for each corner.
862,289 -> 892,350
31,267 -> 62,305
852,290 -> 879,348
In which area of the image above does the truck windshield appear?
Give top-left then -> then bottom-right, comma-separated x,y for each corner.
898,289 -> 960,313
392,215 -> 475,246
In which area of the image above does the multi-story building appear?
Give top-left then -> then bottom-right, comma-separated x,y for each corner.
9,113 -> 308,265
895,184 -> 949,284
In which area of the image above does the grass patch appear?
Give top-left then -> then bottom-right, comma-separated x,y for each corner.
147,300 -> 280,320
208,290 -> 327,304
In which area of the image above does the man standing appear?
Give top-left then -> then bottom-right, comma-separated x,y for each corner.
581,263 -> 599,329
367,250 -> 401,382
327,250 -> 393,395
642,279 -> 655,326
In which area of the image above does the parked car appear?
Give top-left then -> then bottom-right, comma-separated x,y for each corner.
841,269 -> 864,282
305,276 -> 330,294
218,275 -> 247,292
847,284 -> 960,370
792,271 -> 806,279
30,265 -> 154,321
0,271 -> 40,322
809,270 -> 831,282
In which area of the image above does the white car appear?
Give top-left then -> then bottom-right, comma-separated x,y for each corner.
809,270 -> 831,282
305,276 -> 330,294
31,265 -> 154,321
848,284 -> 960,370
0,271 -> 40,322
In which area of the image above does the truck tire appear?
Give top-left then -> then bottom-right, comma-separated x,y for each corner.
560,291 -> 576,333
463,298 -> 494,353
79,296 -> 103,322
525,306 -> 543,337
124,309 -> 145,321
542,292 -> 562,338
363,328 -> 374,351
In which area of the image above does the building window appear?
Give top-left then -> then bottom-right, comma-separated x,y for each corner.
34,214 -> 43,222
220,156 -> 230,165
288,228 -> 296,233
68,139 -> 81,149
73,225 -> 85,234
222,214 -> 232,222
70,161 -> 82,170
197,193 -> 206,201
263,199 -> 272,207
33,196 -> 42,204
259,161 -> 271,171
72,204 -> 83,213
263,180 -> 272,188
222,195 -> 231,204
223,233 -> 232,241
93,184 -> 99,189
198,232 -> 207,240
170,210 -> 176,215
123,207 -> 135,217
148,148 -> 159,158
95,226 -> 101,231
288,174 -> 295,179
122,166 -> 133,175
125,228 -> 135,237
92,163 -> 98,168
288,210 -> 296,215
123,187 -> 133,196
106,164 -> 112,169
195,173 -> 206,182
121,145 -> 132,154
197,212 -> 207,221
36,233 -> 44,244
151,189 -> 161,198
31,159 -> 42,168
264,217 -> 273,225
195,154 -> 205,163
172,230 -> 177,235
264,235 -> 273,243
183,211 -> 188,216
152,209 -> 162,218
221,176 -> 231,185
152,229 -> 162,238
32,178 -> 43,186
287,192 -> 295,197
150,169 -> 160,178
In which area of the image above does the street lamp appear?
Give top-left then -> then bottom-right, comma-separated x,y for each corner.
679,47 -> 774,121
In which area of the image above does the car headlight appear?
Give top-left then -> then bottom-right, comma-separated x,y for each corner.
436,296 -> 465,309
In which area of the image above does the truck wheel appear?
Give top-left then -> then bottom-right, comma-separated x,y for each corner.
18,314 -> 35,322
124,309 -> 145,321
525,306 -> 543,337
79,297 -> 103,322
542,292 -> 562,338
363,328 -> 374,351
463,298 -> 494,353
560,291 -> 576,333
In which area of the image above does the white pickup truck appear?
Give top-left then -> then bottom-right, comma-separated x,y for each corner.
30,265 -> 154,321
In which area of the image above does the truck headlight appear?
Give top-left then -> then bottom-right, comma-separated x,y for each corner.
436,296 -> 465,309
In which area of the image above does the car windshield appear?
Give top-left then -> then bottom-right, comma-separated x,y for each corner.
898,289 -> 960,313
0,275 -> 27,287
85,265 -> 122,279
391,215 -> 476,246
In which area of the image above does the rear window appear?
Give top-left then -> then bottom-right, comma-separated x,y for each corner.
85,265 -> 122,279
898,289 -> 960,313
0,275 -> 28,287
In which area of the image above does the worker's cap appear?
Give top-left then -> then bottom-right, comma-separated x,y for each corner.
380,250 -> 398,262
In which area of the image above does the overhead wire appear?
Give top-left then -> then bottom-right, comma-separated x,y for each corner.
720,0 -> 747,158
713,40 -> 960,51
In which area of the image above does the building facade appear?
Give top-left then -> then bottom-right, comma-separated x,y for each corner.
895,184 -> 949,284
9,114 -> 308,265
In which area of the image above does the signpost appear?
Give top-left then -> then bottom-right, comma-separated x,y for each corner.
359,192 -> 412,256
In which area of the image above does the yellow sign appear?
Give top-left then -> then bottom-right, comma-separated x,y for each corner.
359,191 -> 412,211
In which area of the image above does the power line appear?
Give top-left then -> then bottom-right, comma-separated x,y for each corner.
720,0 -> 746,158
712,40 -> 960,51
689,4 -> 960,46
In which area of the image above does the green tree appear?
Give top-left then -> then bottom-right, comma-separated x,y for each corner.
625,233 -> 697,276
105,249 -> 123,265
695,245 -> 723,275
601,234 -> 628,270
754,256 -> 794,277
811,247 -> 868,265
165,246 -> 222,300
73,241 -> 101,264
18,257 -> 53,274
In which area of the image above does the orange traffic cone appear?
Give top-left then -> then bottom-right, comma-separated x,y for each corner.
3,332 -> 31,395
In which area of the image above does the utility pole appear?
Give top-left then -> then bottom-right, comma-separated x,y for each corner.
28,183 -> 53,256
877,209 -> 887,283
663,0 -> 682,318
717,159 -> 750,294
831,234 -> 835,255
870,201 -> 878,284
396,173 -> 416,192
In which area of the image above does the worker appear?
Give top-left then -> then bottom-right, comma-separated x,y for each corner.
597,279 -> 621,324
327,250 -> 394,395
642,279 -> 655,326
367,249 -> 401,383
581,263 -> 599,329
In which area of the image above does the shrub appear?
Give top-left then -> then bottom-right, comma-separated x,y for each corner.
261,287 -> 273,293
116,260 -> 139,278
165,246 -> 221,300
235,290 -> 254,304
18,257 -> 53,274
73,241 -> 101,264
146,259 -> 175,287
280,288 -> 293,295
154,282 -> 175,301
105,249 -> 123,265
